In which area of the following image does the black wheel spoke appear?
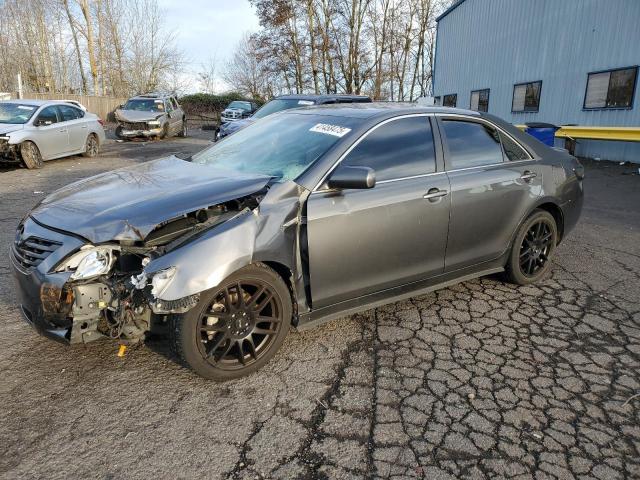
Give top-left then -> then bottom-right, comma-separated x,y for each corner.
246,336 -> 258,359
206,332 -> 228,357
253,327 -> 277,335
213,339 -> 234,362
246,286 -> 266,309
236,340 -> 246,365
254,292 -> 274,313
256,315 -> 280,324
201,323 -> 226,333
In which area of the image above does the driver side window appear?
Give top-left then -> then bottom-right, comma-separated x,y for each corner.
342,116 -> 436,182
36,106 -> 59,125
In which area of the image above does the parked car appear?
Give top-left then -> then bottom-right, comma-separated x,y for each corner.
220,100 -> 258,124
0,100 -> 105,169
62,100 -> 88,112
216,94 -> 372,140
11,104 -> 583,380
115,92 -> 186,140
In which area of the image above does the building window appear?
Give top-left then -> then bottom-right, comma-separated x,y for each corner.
443,94 -> 457,107
512,81 -> 542,112
470,89 -> 489,112
584,66 -> 638,109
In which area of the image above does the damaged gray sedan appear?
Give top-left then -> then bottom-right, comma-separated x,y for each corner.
11,104 -> 583,380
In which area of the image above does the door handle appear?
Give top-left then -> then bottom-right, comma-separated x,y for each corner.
423,188 -> 448,200
59,129 -> 67,133
81,125 -> 88,129
520,171 -> 537,181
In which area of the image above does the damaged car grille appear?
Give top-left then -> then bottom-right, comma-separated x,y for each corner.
11,236 -> 62,270
121,121 -> 150,130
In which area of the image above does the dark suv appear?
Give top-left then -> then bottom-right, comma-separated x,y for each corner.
216,94 -> 371,140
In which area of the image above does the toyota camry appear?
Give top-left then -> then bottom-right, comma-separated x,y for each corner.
11,104 -> 583,380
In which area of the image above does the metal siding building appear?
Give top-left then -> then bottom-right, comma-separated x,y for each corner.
433,0 -> 640,162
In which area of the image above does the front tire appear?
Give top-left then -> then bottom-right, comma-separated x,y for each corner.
170,263 -> 292,381
505,209 -> 558,285
177,119 -> 187,137
21,141 -> 43,169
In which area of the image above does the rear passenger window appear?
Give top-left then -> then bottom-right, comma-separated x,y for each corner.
442,120 -> 503,169
58,105 -> 81,121
343,116 -> 436,181
500,132 -> 530,161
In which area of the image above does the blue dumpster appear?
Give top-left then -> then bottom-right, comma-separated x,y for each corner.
524,122 -> 559,147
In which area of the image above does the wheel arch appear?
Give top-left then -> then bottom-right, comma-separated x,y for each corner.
535,201 -> 565,243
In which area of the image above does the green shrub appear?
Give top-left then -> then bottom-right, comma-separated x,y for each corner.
179,92 -> 263,118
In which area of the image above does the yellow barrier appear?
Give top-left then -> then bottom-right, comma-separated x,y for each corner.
514,125 -> 640,142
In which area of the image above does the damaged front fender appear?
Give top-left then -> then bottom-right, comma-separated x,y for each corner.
142,181 -> 305,305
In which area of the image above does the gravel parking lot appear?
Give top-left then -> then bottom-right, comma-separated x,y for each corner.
1,132 -> 639,479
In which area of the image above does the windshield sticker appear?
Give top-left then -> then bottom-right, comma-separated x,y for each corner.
17,105 -> 35,110
309,123 -> 351,138
297,100 -> 314,105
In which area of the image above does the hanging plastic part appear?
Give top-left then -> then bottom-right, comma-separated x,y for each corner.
117,344 -> 127,357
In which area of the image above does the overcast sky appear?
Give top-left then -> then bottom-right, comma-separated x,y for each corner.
157,0 -> 261,92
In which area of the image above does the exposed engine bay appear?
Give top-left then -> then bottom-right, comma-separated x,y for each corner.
59,193 -> 265,345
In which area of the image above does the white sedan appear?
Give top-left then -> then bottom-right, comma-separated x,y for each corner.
0,100 -> 106,169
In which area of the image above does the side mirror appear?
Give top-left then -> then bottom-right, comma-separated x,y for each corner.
327,165 -> 376,190
34,119 -> 51,127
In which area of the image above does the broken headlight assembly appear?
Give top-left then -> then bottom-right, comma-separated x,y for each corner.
147,120 -> 161,127
55,246 -> 117,280
149,266 -> 177,297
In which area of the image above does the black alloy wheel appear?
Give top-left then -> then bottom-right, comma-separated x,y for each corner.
506,209 -> 557,285
519,220 -> 553,277
197,280 -> 283,369
170,263 -> 291,380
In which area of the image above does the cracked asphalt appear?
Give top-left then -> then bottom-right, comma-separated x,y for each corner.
0,131 -> 639,479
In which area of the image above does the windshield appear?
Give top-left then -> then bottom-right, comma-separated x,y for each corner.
122,99 -> 164,112
227,101 -> 252,111
192,113 -> 360,181
252,99 -> 315,119
0,103 -> 38,124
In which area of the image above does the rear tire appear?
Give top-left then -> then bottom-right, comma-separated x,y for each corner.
170,263 -> 292,381
21,141 -> 43,169
505,209 -> 557,285
82,133 -> 99,157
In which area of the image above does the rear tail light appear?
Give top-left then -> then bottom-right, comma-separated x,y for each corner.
97,118 -> 105,126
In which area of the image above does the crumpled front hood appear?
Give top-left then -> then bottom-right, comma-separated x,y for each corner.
0,124 -> 24,135
31,156 -> 271,243
115,109 -> 164,123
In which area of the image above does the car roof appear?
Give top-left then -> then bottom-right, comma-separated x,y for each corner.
275,94 -> 372,102
130,92 -> 172,100
0,99 -> 83,108
281,101 -> 480,119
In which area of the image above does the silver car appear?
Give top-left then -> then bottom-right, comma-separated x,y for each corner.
0,100 -> 105,169
115,93 -> 186,140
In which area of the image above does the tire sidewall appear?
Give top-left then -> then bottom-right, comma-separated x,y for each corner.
84,134 -> 98,157
508,210 -> 557,285
21,141 -> 43,169
175,265 -> 292,381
